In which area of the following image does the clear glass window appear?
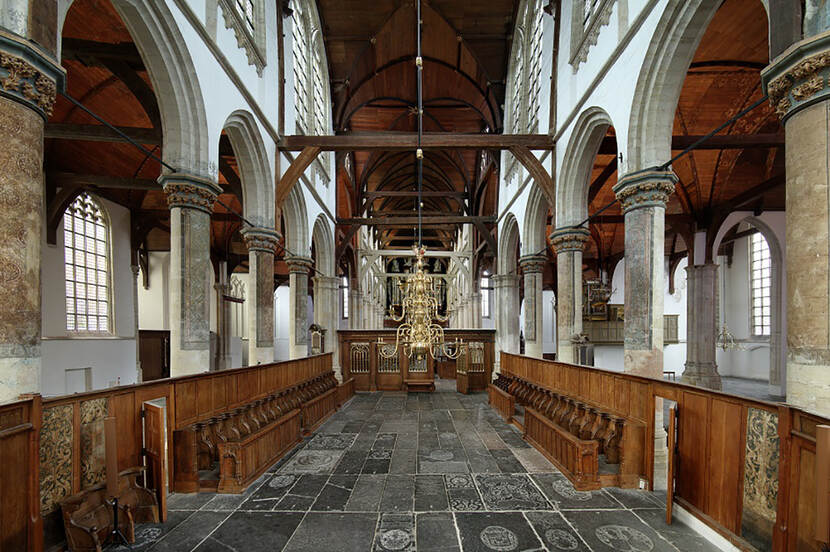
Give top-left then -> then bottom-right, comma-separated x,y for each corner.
64,193 -> 111,333
750,232 -> 771,337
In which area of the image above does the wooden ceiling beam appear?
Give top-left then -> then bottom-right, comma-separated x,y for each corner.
279,133 -> 553,151
45,123 -> 160,144
597,133 -> 785,155
364,190 -> 466,199
50,171 -> 159,190
339,215 -> 494,226
61,38 -> 144,67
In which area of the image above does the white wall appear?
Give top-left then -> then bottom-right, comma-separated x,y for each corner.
138,252 -> 170,330
542,289 -> 556,355
41,197 -> 138,397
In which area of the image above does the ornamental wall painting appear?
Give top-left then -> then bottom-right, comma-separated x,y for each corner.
741,407 -> 779,551
80,397 -> 108,489
39,404 -> 73,514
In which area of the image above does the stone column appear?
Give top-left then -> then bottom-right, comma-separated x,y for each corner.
131,264 -> 143,381
762,32 -> 830,416
471,291 -> 482,329
313,275 -> 340,376
551,228 -> 590,364
682,263 -> 722,390
161,173 -> 222,377
612,169 -> 677,377
349,286 -> 362,329
613,169 -> 676,490
0,36 -> 61,403
242,228 -> 279,365
286,256 -> 312,358
493,274 -> 520,372
519,255 -> 547,359
213,263 -> 231,370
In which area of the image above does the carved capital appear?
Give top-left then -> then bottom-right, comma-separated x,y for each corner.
518,254 -> 547,274
612,169 -> 677,213
491,274 -> 520,288
762,33 -> 830,121
241,226 -> 280,254
159,173 -> 222,214
549,227 -> 590,254
0,32 -> 64,119
286,255 -> 314,275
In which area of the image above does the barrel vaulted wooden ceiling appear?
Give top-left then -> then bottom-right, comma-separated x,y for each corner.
320,0 -> 520,252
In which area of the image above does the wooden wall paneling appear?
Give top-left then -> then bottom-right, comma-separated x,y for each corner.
677,391 -> 710,510
111,391 -> 139,471
196,378 -> 213,421
796,442 -> 819,551
174,381 -> 197,428
704,398 -> 745,533
614,378 -> 630,416
630,381 -> 650,423
0,397 -> 38,551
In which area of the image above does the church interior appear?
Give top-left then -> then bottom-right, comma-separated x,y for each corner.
0,0 -> 828,550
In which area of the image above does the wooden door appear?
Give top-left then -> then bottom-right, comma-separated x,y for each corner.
666,405 -> 677,524
139,330 -> 170,381
142,401 -> 168,522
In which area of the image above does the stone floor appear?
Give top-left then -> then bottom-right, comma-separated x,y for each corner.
111,380 -> 719,552
721,376 -> 785,402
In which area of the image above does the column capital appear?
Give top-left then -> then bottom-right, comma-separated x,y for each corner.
160,173 -> 222,214
241,226 -> 280,253
312,275 -> 340,288
549,227 -> 590,253
285,255 -> 314,274
613,169 -> 677,213
762,32 -> 830,121
518,254 -> 547,274
0,32 -> 64,119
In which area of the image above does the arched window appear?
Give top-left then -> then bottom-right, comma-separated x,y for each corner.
481,272 -> 492,318
750,232 -> 771,336
504,0 -> 545,183
64,193 -> 111,333
292,0 -> 332,180
342,276 -> 349,319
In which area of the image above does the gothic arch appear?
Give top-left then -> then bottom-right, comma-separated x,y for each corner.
523,184 -> 550,257
223,110 -> 274,227
557,107 -> 614,227
107,0 -> 211,175
712,214 -> 786,394
498,214 -> 521,275
626,0 -> 722,173
312,215 -> 335,277
283,185 -> 310,257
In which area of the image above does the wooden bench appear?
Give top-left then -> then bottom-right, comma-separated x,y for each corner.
404,379 -> 435,392
173,371 -> 339,493
61,467 -> 159,552
489,372 -> 645,489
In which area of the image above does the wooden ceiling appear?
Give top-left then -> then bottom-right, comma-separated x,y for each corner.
583,0 -> 782,277
320,0 -> 519,251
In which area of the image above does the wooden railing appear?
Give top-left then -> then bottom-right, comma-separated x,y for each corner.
26,353 -> 333,550
338,329 -> 495,392
499,352 -> 830,552
0,395 -> 41,552
336,378 -> 355,407
524,407 -> 599,487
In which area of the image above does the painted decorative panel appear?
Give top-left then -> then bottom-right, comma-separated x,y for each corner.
39,404 -> 73,514
741,407 -> 779,551
80,397 -> 108,489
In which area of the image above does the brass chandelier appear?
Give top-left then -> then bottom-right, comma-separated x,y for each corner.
377,0 -> 462,361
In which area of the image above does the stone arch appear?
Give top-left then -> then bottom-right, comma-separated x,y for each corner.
223,110 -> 274,227
557,107 -> 614,227
312,215 -> 335,277
522,184 -> 550,256
712,214 -> 785,394
498,213 -> 521,275
103,0 -> 210,175
283,186 -> 310,257
626,0 -> 721,173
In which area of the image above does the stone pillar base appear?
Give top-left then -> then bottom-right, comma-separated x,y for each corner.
681,361 -> 722,390
787,361 -> 830,417
171,350 -> 210,377
0,356 -> 40,404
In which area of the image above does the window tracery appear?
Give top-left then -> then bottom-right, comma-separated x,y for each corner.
219,0 -> 266,74
63,193 -> 111,333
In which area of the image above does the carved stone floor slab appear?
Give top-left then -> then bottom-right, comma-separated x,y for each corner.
143,383 -> 718,552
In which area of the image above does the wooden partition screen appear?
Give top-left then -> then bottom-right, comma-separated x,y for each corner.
21,353 -> 336,551
338,329 -> 495,392
499,352 -> 830,552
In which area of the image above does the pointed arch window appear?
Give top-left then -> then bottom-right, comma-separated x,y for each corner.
292,0 -> 332,181
64,193 -> 112,333
750,232 -> 771,337
504,0 -> 545,183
